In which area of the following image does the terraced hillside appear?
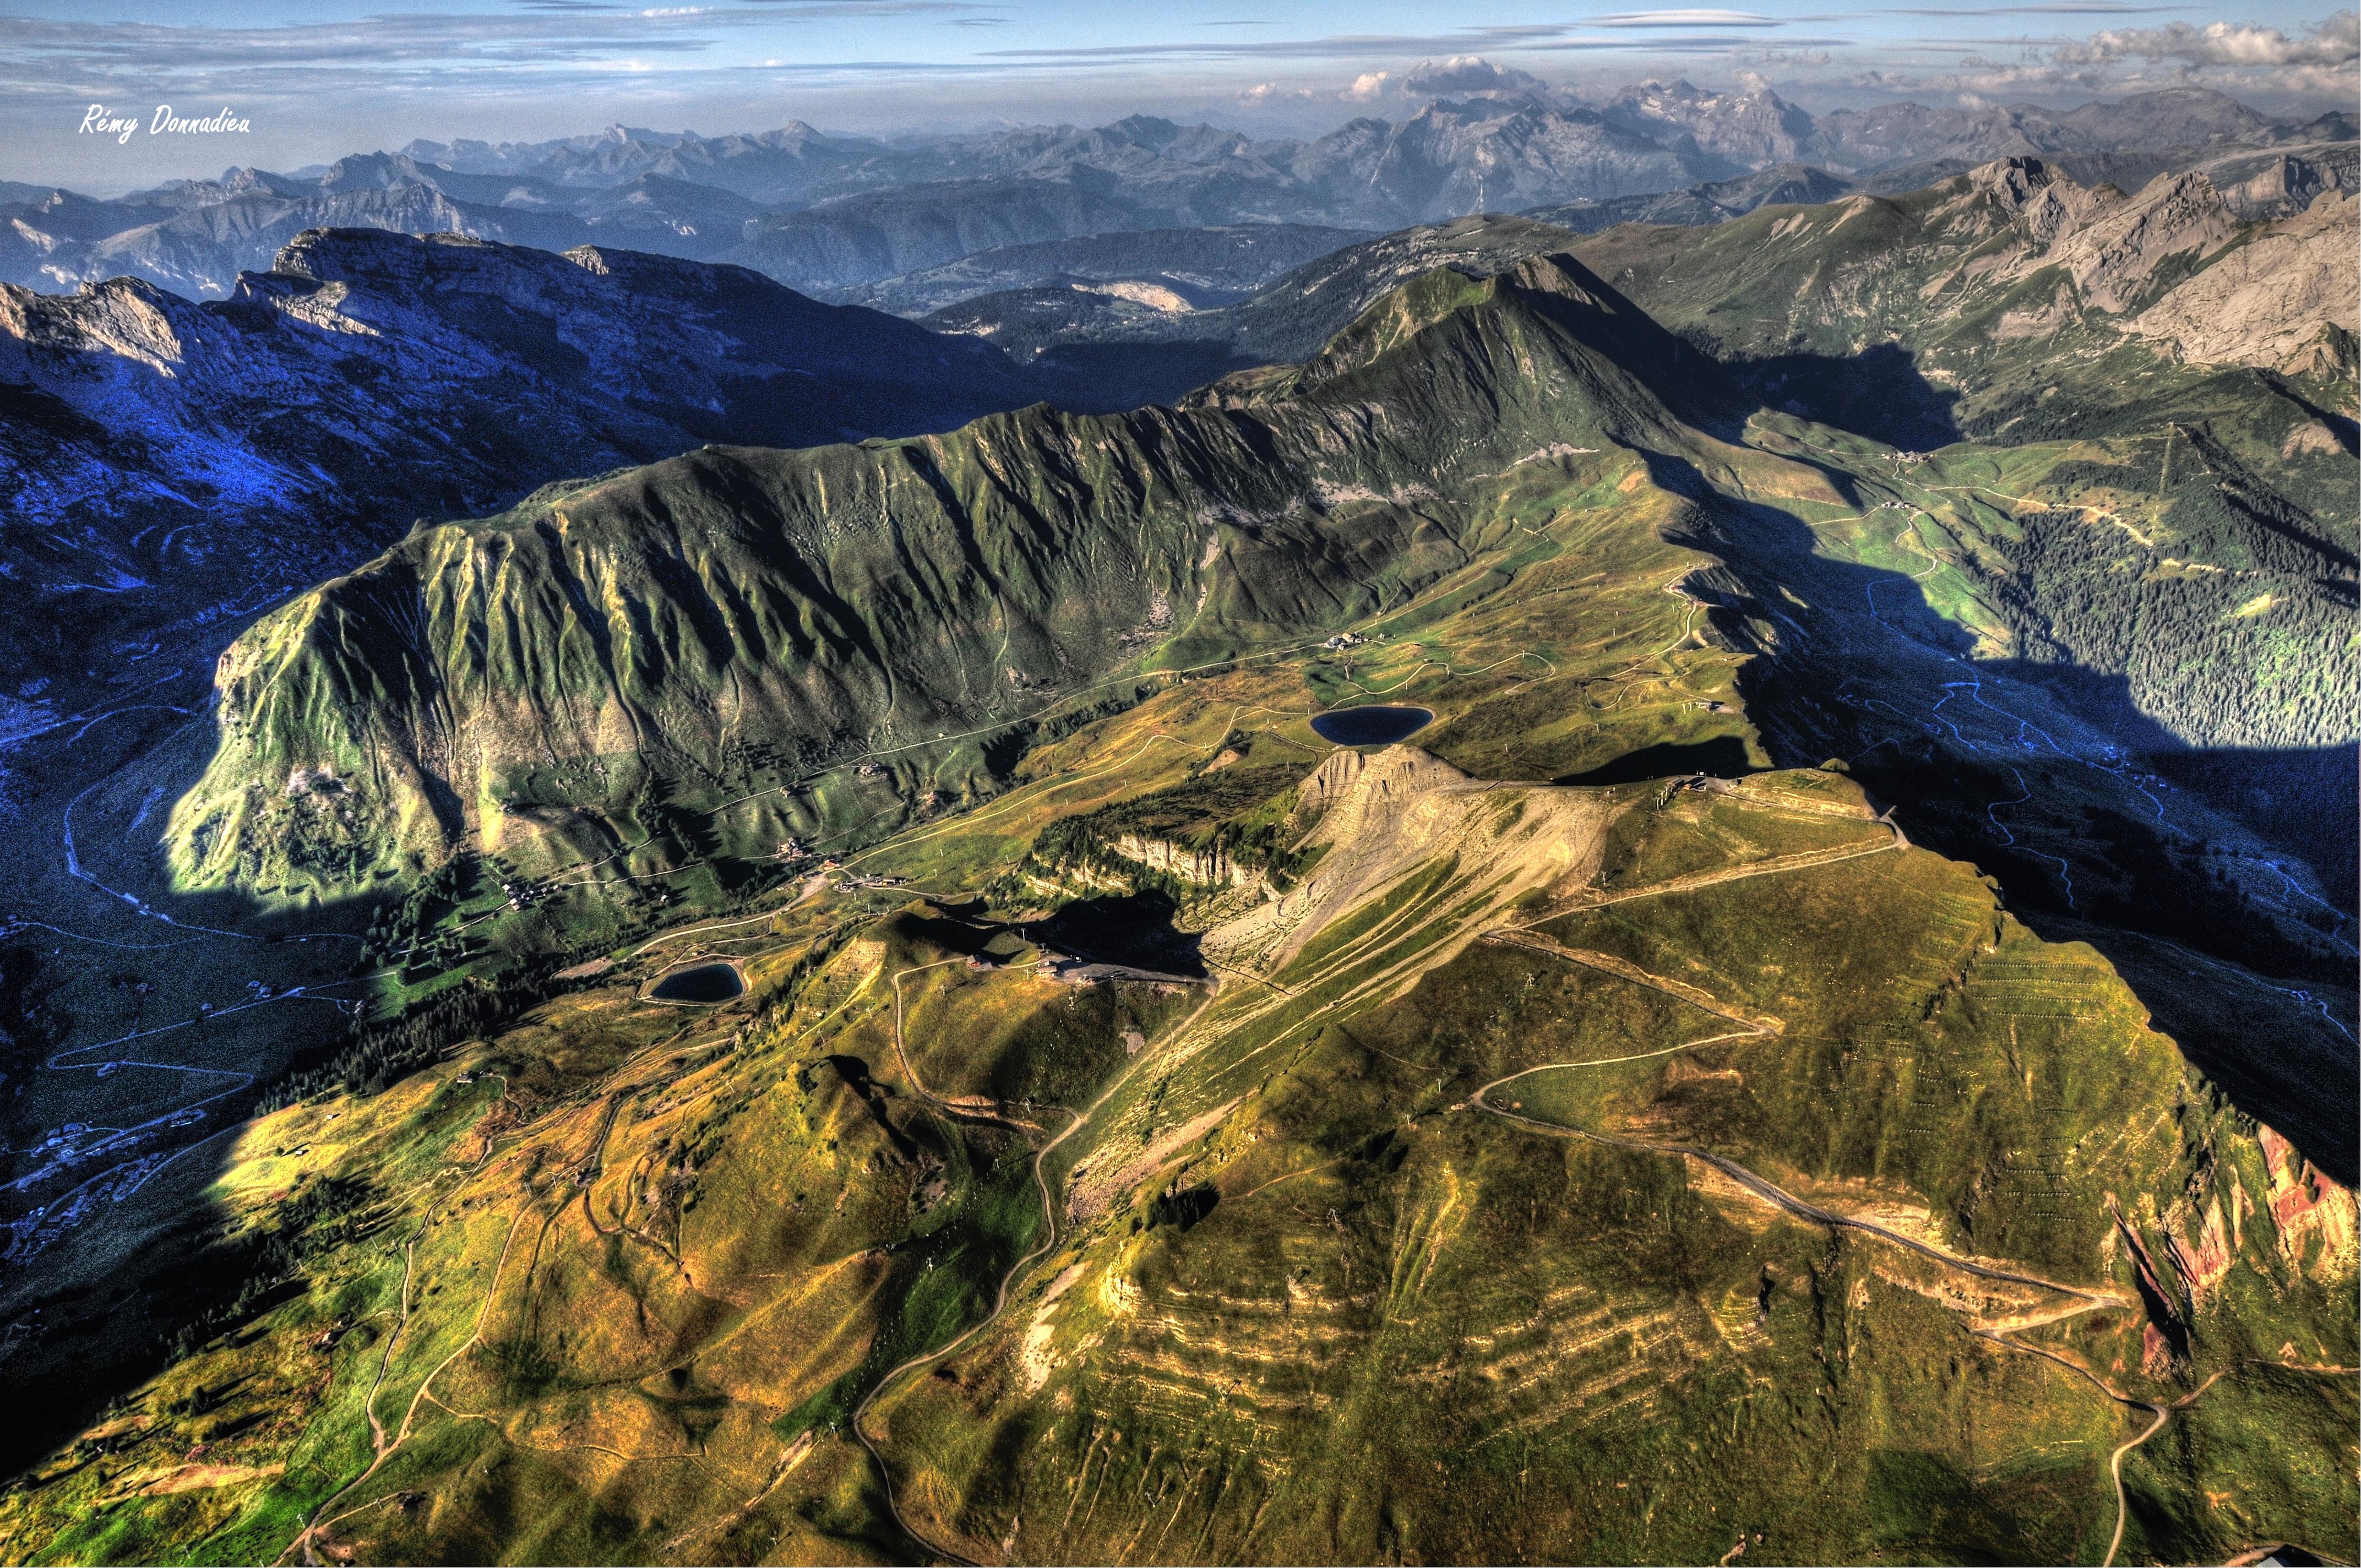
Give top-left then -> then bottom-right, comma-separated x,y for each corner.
4,733 -> 2349,1565
2,190 -> 2352,1566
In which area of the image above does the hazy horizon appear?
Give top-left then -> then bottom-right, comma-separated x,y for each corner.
3,1 -> 2354,194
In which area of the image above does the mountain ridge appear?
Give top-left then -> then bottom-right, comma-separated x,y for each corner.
0,161 -> 2351,1565
0,227 -> 1058,722
7,86 -> 2344,300
161,250 -> 1727,895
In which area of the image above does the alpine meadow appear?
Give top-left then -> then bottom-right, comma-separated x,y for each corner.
0,11 -> 2353,1566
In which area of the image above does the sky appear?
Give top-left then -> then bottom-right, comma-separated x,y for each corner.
3,0 -> 2354,192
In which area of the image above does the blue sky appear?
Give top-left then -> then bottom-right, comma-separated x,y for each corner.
5,0 -> 2354,190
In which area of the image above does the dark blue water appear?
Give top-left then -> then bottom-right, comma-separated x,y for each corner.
1310,705 -> 1434,746
650,962 -> 744,1003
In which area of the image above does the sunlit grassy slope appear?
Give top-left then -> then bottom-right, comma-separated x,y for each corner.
10,648 -> 2351,1566
12,753 -> 2351,1564
12,229 -> 2352,1567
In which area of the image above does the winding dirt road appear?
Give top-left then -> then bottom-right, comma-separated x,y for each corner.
841,957 -> 1140,1566
1466,913 -> 2208,1565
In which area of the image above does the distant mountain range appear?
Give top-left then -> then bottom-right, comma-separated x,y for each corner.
916,141 -> 2361,411
2,85 -> 2348,301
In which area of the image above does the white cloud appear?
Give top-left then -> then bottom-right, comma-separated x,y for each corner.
2056,14 -> 2359,69
1585,10 -> 1780,29
1400,55 -> 1554,97
1344,70 -> 1391,100
1237,81 -> 1319,104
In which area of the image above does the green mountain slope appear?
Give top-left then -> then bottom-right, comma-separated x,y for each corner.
162,252 -> 1710,899
10,743 -> 2350,1566
5,213 -> 2352,1568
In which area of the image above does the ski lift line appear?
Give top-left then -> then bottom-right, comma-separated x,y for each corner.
629,908 -> 783,957
59,1057 -> 251,1082
9,1067 -> 258,1194
46,987 -> 324,1068
13,665 -> 200,747
122,1123 -> 244,1202
64,703 -> 199,744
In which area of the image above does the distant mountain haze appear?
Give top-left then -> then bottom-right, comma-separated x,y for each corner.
1,85 -> 2346,301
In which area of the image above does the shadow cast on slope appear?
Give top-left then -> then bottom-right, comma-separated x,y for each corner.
1031,339 -> 1263,413
1717,342 -> 1967,450
1554,735 -> 1762,786
1027,891 -> 1207,980
1651,458 -> 2358,1186
0,699 -> 599,1478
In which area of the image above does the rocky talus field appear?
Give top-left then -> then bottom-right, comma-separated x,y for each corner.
0,155 -> 2351,1566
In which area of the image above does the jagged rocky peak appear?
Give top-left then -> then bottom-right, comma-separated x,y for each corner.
1956,157 -> 2255,313
1967,153 -> 2062,208
1965,155 -> 2118,247
266,225 -> 491,279
1607,77 -> 1816,165
0,269 -> 194,374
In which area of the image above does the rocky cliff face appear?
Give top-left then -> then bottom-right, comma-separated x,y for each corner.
1966,156 -> 2357,369
1109,833 -> 1261,889
2124,191 -> 2359,374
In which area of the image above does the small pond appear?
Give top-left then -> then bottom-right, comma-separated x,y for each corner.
1310,704 -> 1434,747
649,961 -> 745,1004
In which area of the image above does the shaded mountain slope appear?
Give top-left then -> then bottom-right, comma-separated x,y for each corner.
1566,157 -> 2359,767
0,228 -> 1050,714
832,223 -> 1373,318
